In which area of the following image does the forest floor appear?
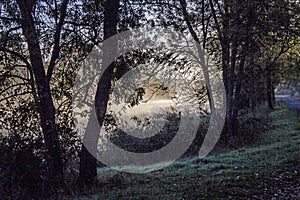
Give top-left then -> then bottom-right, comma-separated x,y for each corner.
67,104 -> 300,200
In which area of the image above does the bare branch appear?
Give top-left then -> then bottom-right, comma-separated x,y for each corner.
0,91 -> 32,103
0,47 -> 31,68
0,82 -> 30,96
47,0 -> 69,81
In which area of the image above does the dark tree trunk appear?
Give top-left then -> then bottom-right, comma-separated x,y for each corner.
232,46 -> 247,119
16,0 -> 63,181
209,0 -> 233,142
249,55 -> 256,117
221,0 -> 234,142
79,0 -> 120,183
271,84 -> 276,108
266,65 -> 274,110
79,109 -> 100,184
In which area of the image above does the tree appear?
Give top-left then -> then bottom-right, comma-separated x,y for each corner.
15,0 -> 69,182
205,0 -> 300,142
0,0 -> 104,188
79,0 -> 120,183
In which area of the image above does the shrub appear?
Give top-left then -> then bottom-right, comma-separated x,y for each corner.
0,126 -> 81,199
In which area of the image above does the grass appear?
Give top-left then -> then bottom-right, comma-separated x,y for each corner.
67,105 -> 300,199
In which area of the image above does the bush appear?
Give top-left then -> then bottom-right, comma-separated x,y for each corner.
0,131 -> 46,199
0,126 -> 81,199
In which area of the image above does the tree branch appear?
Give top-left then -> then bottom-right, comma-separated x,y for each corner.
0,91 -> 32,103
0,47 -> 31,68
47,0 -> 69,81
0,83 -> 30,96
208,0 -> 222,42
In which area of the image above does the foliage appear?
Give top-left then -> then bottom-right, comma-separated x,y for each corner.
0,131 -> 46,199
0,121 -> 81,199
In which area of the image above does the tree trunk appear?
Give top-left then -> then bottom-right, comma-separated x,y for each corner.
266,64 -> 274,110
208,0 -> 233,142
222,0 -> 234,142
232,46 -> 247,120
79,0 -> 120,183
180,0 -> 216,113
79,108 -> 99,184
271,84 -> 276,108
16,0 -> 63,181
249,55 -> 256,117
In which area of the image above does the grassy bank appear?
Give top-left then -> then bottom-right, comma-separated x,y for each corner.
69,105 -> 300,199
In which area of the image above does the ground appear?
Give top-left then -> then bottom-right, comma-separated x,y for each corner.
66,103 -> 300,200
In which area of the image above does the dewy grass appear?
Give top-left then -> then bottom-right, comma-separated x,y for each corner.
67,105 -> 300,200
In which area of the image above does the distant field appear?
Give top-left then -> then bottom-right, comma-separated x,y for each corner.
110,99 -> 181,119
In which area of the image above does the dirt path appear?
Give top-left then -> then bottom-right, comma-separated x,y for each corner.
281,97 -> 300,117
